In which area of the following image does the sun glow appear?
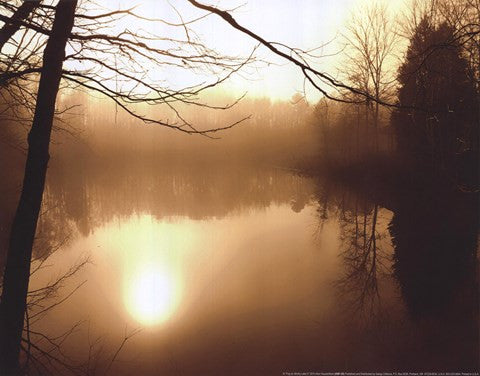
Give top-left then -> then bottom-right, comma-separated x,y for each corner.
92,215 -> 193,326
127,267 -> 177,325
117,216 -> 189,326
67,0 -> 399,101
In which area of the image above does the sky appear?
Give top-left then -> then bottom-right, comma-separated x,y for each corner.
124,0 -> 410,102
127,0 -> 361,101
1,0 -> 408,102
188,0 -> 358,100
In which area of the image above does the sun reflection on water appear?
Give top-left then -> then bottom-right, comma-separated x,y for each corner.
95,215 -> 189,326
126,266 -> 177,325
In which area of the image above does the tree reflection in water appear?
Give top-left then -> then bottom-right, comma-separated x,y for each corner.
389,189 -> 478,370
314,182 -> 394,327
315,178 -> 478,371
1,161 -> 477,374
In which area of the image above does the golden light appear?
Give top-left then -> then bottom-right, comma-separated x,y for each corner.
126,266 -> 177,325
93,215 -> 192,326
67,0 -> 403,101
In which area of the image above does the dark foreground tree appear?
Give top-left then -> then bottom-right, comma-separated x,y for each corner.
0,0 -> 40,52
0,0 -> 256,371
0,2 -> 77,373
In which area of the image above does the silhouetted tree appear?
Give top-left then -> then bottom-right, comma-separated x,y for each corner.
0,0 -> 40,52
341,3 -> 398,151
0,2 -> 78,374
392,17 -> 478,174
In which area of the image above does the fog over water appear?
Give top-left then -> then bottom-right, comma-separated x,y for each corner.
0,0 -> 478,373
2,122 -> 477,374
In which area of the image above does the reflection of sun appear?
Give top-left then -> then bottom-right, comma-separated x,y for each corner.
96,215 -> 191,326
127,268 -> 177,325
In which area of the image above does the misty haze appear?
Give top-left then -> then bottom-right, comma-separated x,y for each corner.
0,0 -> 478,375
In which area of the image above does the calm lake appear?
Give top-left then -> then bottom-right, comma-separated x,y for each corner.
24,160 -> 478,375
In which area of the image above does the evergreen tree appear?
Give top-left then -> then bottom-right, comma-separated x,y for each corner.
393,18 -> 477,171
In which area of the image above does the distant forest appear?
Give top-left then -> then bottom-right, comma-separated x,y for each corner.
2,1 -> 478,189
0,0 -> 479,374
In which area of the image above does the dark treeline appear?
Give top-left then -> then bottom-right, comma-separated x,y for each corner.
0,0 -> 479,373
43,163 -> 315,237
307,0 -> 479,190
2,161 -> 317,274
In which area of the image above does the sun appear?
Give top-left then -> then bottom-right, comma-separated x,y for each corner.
96,215 -> 189,326
127,267 -> 177,325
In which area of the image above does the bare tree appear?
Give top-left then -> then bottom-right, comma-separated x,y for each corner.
341,2 -> 398,151
0,2 -> 78,374
0,1 -> 259,371
397,0 -> 442,39
336,203 -> 386,318
0,0 -> 41,52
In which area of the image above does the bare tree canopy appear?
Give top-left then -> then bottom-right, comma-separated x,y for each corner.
0,1 -> 478,375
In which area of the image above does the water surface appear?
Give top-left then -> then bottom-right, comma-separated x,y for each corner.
26,162 -> 478,374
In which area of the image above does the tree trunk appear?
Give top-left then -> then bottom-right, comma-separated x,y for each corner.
356,104 -> 360,158
0,1 -> 77,374
374,95 -> 379,152
0,0 -> 41,52
365,100 -> 370,153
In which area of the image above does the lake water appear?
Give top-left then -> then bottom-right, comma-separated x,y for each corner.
25,162 -> 478,375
